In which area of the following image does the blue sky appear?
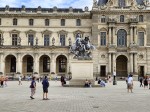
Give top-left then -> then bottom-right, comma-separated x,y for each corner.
0,0 -> 93,9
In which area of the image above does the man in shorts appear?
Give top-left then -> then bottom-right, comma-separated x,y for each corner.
42,76 -> 49,100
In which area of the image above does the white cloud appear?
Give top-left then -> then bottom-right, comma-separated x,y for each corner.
0,0 -> 92,9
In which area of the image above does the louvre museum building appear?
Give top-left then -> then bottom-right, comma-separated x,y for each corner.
0,0 -> 150,78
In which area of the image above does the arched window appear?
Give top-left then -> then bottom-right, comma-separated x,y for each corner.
117,29 -> 127,46
29,19 -> 34,26
13,18 -> 17,25
45,19 -> 49,26
61,19 -> 65,26
120,15 -> 124,22
139,15 -> 144,22
101,15 -> 106,23
76,19 -> 81,26
118,0 -> 125,7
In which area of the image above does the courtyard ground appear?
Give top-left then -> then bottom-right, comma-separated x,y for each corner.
0,81 -> 150,112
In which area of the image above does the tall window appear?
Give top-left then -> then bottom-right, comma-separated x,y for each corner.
13,18 -> 17,25
118,0 -> 125,7
45,19 -> 49,26
27,57 -> 33,72
10,57 -> 16,72
76,19 -> 81,26
61,19 -> 65,26
101,15 -> 106,23
44,35 -> 50,46
28,34 -> 34,46
43,57 -> 50,72
100,32 -> 106,46
58,56 -> 67,72
12,34 -> 18,46
139,15 -> 144,22
138,32 -> 144,46
117,29 -> 127,46
0,18 -> 1,25
0,34 -> 2,45
29,19 -> 34,26
60,35 -> 65,46
120,15 -> 124,22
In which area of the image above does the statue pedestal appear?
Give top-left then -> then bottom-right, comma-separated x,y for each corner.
69,60 -> 94,86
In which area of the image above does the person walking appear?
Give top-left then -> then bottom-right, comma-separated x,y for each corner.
127,75 -> 133,93
42,76 -> 49,100
139,77 -> 143,87
143,76 -> 148,89
18,76 -> 22,85
148,76 -> 150,89
30,77 -> 36,99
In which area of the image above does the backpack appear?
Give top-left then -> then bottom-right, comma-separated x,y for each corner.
30,81 -> 34,88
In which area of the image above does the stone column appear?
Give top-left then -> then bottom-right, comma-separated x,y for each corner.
134,27 -> 137,44
130,54 -> 133,73
109,27 -> 111,44
130,27 -> 133,43
34,53 -> 39,74
134,53 -> 138,73
108,53 -> 111,73
16,53 -> 22,74
50,53 -> 56,74
112,27 -> 116,44
112,53 -> 116,72
0,53 -> 5,74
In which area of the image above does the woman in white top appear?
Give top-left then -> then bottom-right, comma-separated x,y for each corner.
127,75 -> 133,93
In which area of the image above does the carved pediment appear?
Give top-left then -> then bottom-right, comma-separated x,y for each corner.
73,30 -> 84,37
100,27 -> 108,32
137,27 -> 146,34
41,30 -> 52,37
25,29 -> 36,37
10,29 -> 20,34
57,30 -> 68,36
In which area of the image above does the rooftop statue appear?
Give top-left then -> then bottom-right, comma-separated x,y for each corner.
70,33 -> 95,60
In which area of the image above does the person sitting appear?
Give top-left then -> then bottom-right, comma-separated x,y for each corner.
89,80 -> 92,88
99,79 -> 106,87
84,79 -> 89,87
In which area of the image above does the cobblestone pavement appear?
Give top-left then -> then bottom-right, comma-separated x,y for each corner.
0,81 -> 150,112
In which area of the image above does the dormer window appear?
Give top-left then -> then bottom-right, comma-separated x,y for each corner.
118,0 -> 125,7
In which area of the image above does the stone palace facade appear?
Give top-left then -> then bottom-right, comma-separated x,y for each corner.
0,0 -> 150,78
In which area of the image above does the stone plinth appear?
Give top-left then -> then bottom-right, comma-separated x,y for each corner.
69,60 -> 94,86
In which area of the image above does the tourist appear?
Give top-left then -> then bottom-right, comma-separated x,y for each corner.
127,75 -> 133,93
42,76 -> 49,100
99,79 -> 106,87
84,79 -> 89,87
89,80 -> 92,88
139,77 -> 143,87
108,75 -> 112,83
60,76 -> 65,86
148,76 -> 150,89
4,76 -> 8,87
30,77 -> 36,99
113,70 -> 116,81
18,76 -> 22,85
143,76 -> 148,89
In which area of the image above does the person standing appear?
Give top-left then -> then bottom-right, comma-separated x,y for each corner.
113,70 -> 116,81
143,76 -> 148,89
30,77 -> 36,99
148,76 -> 150,89
127,75 -> 133,93
18,76 -> 22,85
42,76 -> 49,100
139,77 -> 143,87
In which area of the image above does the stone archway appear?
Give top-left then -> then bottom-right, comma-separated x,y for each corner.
56,55 -> 67,76
39,55 -> 50,75
116,55 -> 128,77
5,55 -> 16,75
22,55 -> 34,75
